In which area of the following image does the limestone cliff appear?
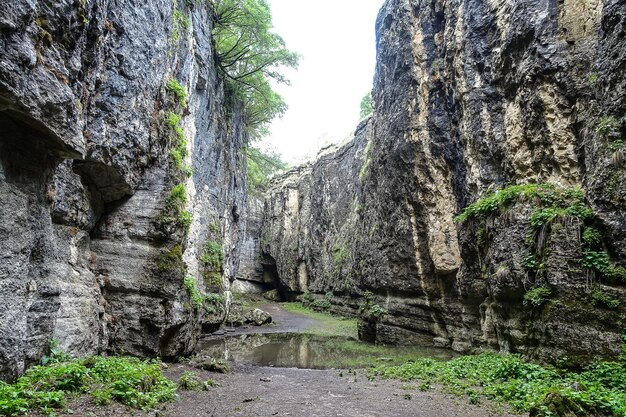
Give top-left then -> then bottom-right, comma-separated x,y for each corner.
262,0 -> 626,363
0,0 -> 247,379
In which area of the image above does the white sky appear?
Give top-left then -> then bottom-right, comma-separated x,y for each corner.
260,0 -> 385,165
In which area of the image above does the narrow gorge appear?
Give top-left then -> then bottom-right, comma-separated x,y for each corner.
0,0 -> 625,414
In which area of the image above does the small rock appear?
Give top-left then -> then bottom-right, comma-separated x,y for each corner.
244,308 -> 272,326
260,377 -> 271,382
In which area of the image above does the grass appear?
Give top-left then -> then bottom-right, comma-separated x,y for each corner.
281,302 -> 357,338
371,353 -> 626,416
0,352 -> 177,416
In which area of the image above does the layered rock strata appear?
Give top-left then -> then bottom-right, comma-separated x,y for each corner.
0,0 -> 246,379
261,0 -> 626,363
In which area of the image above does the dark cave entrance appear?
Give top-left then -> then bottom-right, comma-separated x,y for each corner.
260,254 -> 286,301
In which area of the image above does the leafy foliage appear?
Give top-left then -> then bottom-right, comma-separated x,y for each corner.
0,346 -> 177,416
455,184 -> 589,223
166,79 -> 188,108
372,353 -> 626,416
201,241 -> 225,271
597,115 -> 620,136
245,146 -> 287,194
157,184 -> 192,234
582,250 -> 610,273
211,0 -> 299,138
591,288 -> 620,309
582,227 -> 602,249
178,371 -> 201,391
163,111 -> 189,171
359,92 -> 373,119
523,286 -> 552,308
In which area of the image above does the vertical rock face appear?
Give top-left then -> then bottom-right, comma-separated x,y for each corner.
262,0 -> 626,362
0,0 -> 247,379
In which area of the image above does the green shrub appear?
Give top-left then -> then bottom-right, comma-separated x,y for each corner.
521,254 -> 539,272
178,371 -> 201,390
0,348 -> 177,415
166,79 -> 187,108
605,264 -> 626,283
582,250 -> 610,273
184,275 -> 204,309
170,183 -> 187,205
171,8 -> 190,43
582,227 -> 602,248
456,184 -> 589,224
591,288 -> 620,309
201,241 -> 224,270
609,139 -> 625,152
178,210 -> 193,233
597,115 -> 619,136
372,353 -> 626,416
523,286 -> 551,308
311,292 -> 333,312
359,92 -> 373,119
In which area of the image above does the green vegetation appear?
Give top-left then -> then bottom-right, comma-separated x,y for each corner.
523,286 -> 552,308
332,241 -> 348,267
281,302 -> 357,338
166,79 -> 187,108
597,115 -> 619,136
158,184 -> 192,234
609,139 -> 625,152
201,240 -> 224,270
359,92 -> 373,119
372,353 -> 626,416
359,291 -> 388,321
178,371 -> 201,391
310,291 -> 333,312
245,146 -> 287,194
582,250 -> 610,272
0,346 -> 176,415
211,0 -> 299,138
359,140 -> 372,181
591,288 -> 620,309
156,245 -> 184,273
171,8 -> 190,43
184,275 -> 226,314
455,184 -> 590,224
582,227 -> 602,248
163,111 -> 189,171
606,264 -> 626,283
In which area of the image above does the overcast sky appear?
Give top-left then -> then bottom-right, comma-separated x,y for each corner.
260,0 -> 384,165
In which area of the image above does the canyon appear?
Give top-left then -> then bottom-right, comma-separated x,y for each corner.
0,0 -> 625,384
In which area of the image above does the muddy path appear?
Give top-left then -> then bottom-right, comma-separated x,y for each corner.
47,303 -> 520,417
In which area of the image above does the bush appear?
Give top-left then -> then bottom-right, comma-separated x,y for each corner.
166,79 -> 187,108
523,287 -> 551,308
591,288 -> 620,309
0,347 -> 177,415
372,353 -> 626,416
178,371 -> 201,390
201,241 -> 224,271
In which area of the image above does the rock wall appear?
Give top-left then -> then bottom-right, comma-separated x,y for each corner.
0,0 -> 247,379
262,0 -> 626,363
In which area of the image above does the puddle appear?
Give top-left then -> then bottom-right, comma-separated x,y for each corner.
196,332 -> 456,369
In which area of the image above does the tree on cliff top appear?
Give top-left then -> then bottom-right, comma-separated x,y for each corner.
245,146 -> 287,194
211,0 -> 299,139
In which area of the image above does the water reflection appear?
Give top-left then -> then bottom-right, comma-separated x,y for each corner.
197,333 -> 455,369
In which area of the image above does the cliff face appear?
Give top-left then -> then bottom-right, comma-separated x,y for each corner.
0,0 -> 247,379
262,0 -> 626,362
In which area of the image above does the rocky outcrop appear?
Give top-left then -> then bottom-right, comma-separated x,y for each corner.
262,0 -> 626,363
0,0 -> 247,379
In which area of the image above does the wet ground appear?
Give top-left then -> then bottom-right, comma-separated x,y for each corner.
46,303 -> 522,417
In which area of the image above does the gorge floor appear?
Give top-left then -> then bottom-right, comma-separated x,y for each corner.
35,303 -> 520,417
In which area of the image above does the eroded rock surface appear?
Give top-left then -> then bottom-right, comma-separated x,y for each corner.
262,0 -> 626,363
0,1 -> 246,379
